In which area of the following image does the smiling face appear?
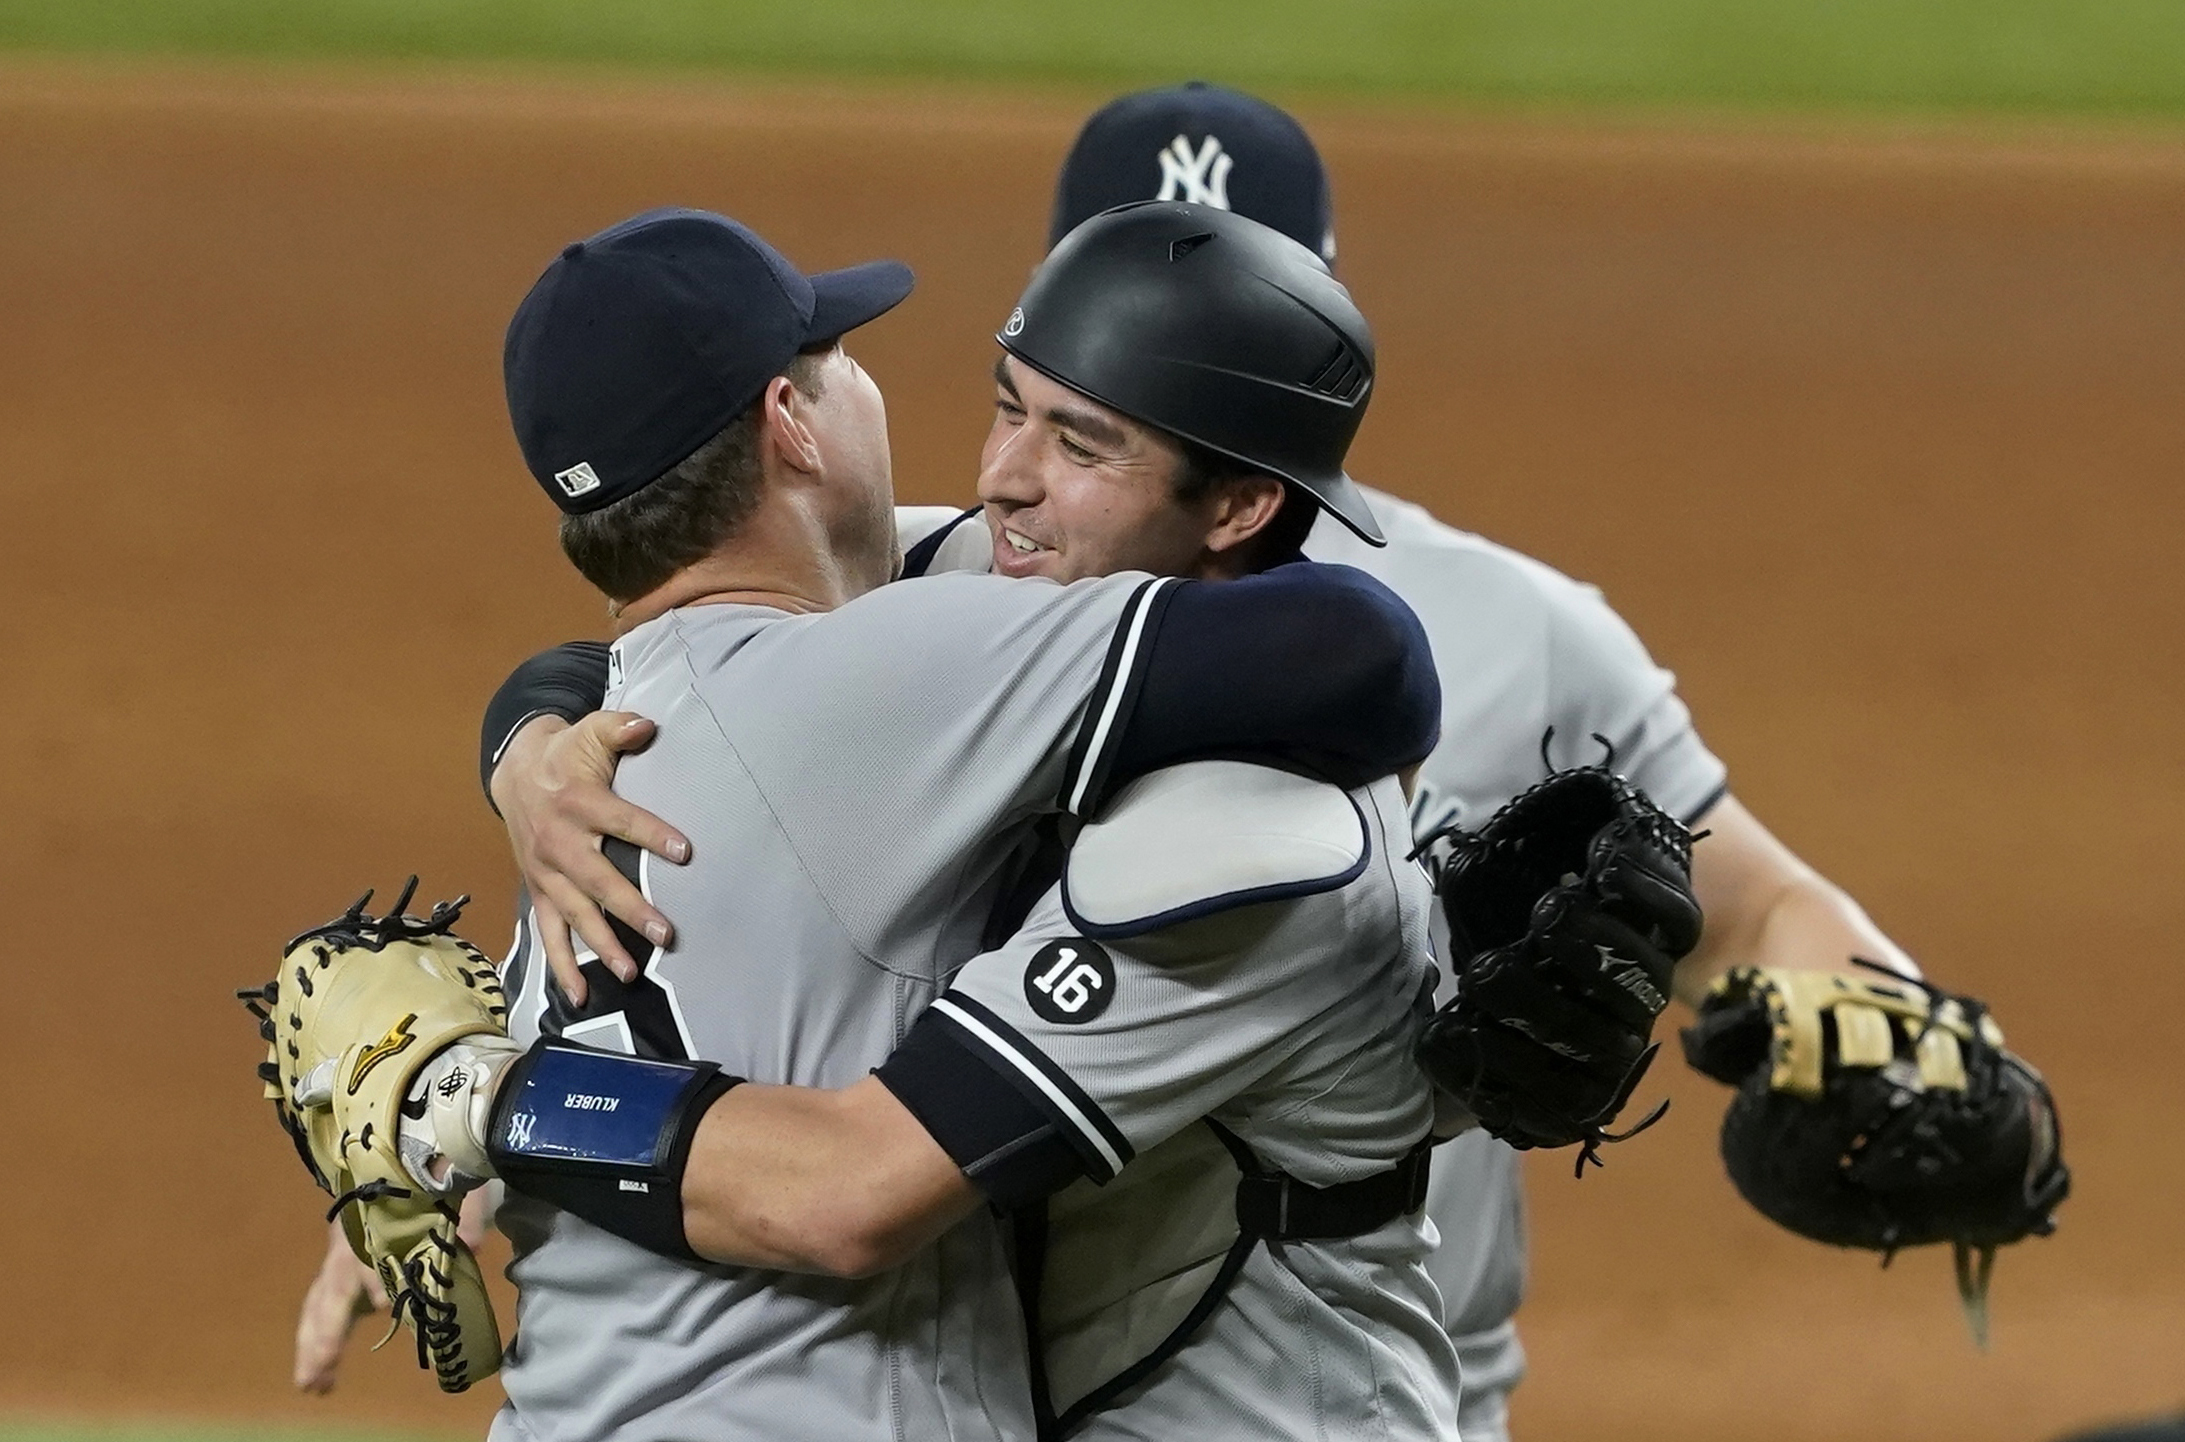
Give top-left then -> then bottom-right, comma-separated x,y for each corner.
977,354 -> 1286,583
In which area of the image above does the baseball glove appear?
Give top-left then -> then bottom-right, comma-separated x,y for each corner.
241,879 -> 510,1392
1681,963 -> 2069,1345
1416,740 -> 1703,1169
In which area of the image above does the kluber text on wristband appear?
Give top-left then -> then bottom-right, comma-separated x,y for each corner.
486,1039 -> 743,1264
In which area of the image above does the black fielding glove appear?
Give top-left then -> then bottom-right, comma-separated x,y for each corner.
1416,744 -> 1702,1172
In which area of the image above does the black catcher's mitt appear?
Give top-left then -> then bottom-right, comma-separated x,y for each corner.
1417,742 -> 1703,1168
1681,963 -> 2069,1345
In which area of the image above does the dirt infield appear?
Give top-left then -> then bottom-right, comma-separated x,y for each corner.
1,58 -> 2179,1442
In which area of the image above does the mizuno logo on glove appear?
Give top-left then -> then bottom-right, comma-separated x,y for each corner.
348,1013 -> 419,1095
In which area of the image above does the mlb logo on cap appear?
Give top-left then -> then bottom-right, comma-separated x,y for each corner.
555,461 -> 603,498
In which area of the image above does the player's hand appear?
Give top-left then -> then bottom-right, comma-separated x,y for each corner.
491,711 -> 690,1003
293,1217 -> 389,1394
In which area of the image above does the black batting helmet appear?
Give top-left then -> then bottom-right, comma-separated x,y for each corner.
997,200 -> 1383,545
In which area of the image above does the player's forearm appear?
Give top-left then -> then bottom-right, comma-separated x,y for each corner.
1677,875 -> 1916,1005
456,1043 -> 973,1279
487,714 -> 568,819
680,1076 -> 980,1278
1674,796 -> 1917,1008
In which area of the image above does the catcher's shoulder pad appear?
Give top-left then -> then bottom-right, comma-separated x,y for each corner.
1061,760 -> 1368,939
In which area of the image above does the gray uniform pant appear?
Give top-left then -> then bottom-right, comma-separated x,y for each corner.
1425,1132 -> 1529,1442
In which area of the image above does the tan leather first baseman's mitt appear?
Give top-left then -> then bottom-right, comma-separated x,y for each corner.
241,880 -> 512,1392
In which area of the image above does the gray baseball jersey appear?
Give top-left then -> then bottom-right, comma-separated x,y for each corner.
1307,486 -> 1727,1440
878,767 -> 1462,1441
483,557 -> 1439,1442
489,571 -> 1179,1442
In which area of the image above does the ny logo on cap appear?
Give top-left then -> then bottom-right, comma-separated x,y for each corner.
555,461 -> 603,498
1156,135 -> 1233,209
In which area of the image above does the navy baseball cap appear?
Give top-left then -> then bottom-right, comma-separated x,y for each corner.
1050,81 -> 1335,265
504,207 -> 914,514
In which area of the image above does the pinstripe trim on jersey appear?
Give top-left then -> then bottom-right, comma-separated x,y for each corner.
489,708 -> 558,770
929,993 -> 1133,1181
899,505 -> 983,579
1060,575 -> 1180,818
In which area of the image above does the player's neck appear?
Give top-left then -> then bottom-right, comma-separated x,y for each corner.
610,489 -> 886,633
610,569 -> 827,631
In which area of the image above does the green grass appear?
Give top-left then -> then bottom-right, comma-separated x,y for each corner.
0,0 -> 2182,119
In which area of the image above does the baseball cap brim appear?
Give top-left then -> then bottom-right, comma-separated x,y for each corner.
806,260 -> 916,345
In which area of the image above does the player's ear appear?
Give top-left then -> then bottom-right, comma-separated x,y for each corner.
1203,474 -> 1288,556
760,374 -> 824,477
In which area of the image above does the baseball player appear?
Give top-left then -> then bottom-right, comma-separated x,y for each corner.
458,202 -> 1487,1441
332,204 -> 1450,1440
496,85 -> 1949,1442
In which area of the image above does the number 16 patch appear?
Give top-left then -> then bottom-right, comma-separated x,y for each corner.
1023,938 -> 1116,1025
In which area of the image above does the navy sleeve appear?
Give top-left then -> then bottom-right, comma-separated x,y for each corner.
1058,559 -> 1440,818
875,1003 -> 1093,1208
479,641 -> 611,803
